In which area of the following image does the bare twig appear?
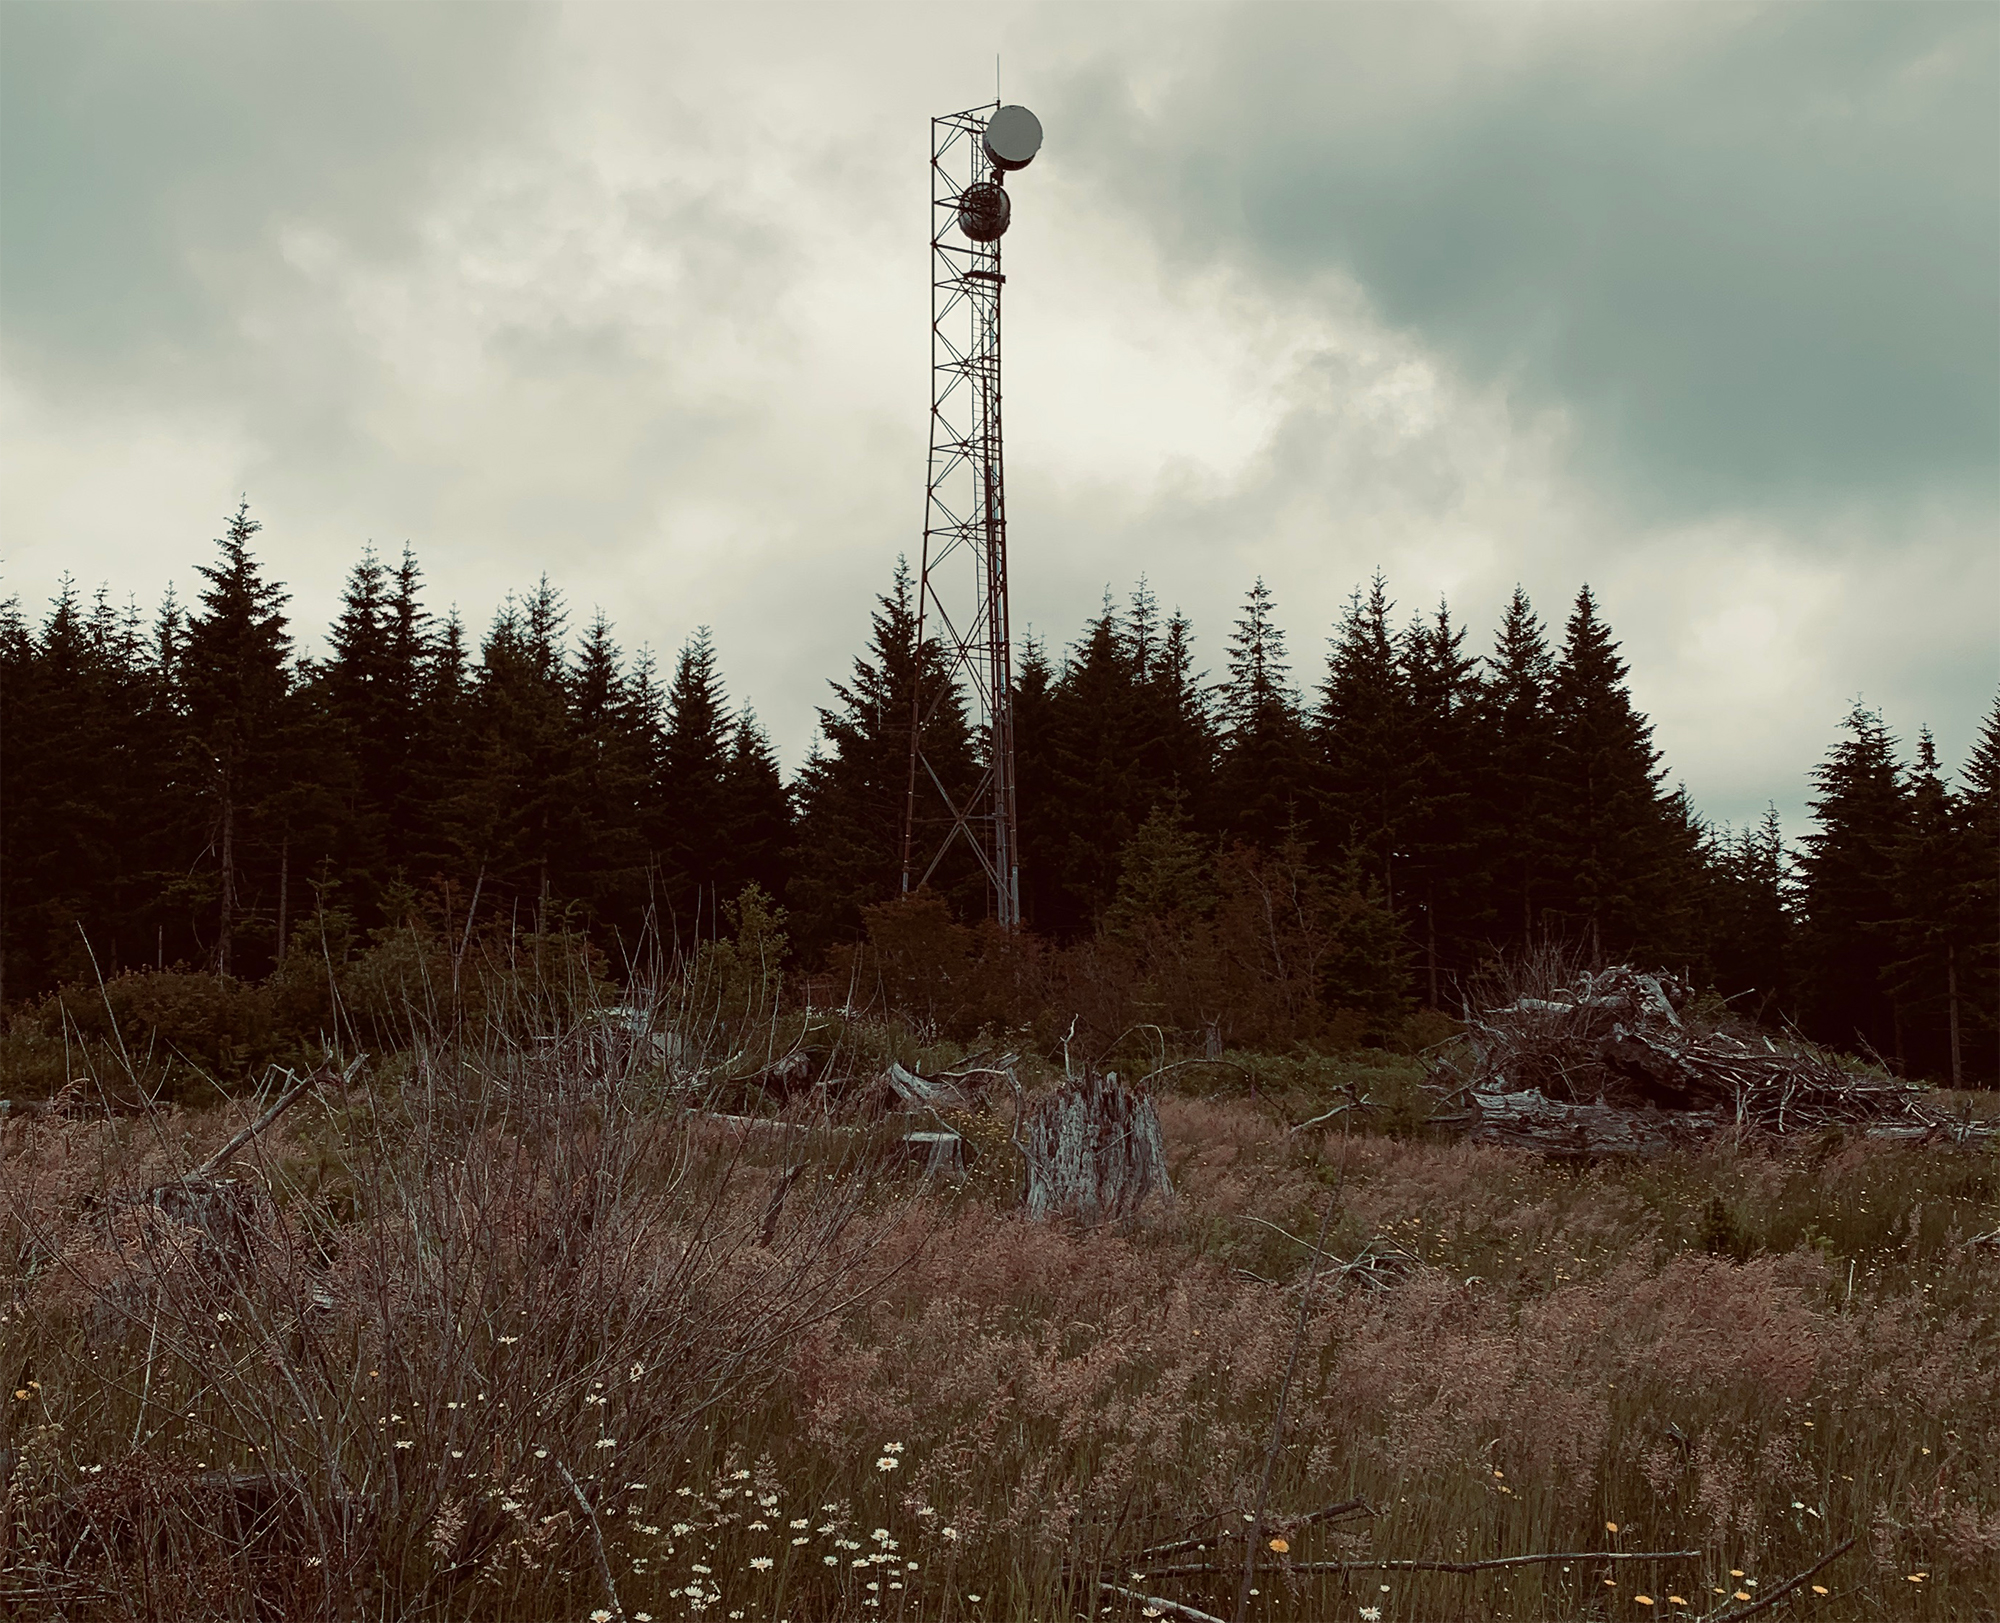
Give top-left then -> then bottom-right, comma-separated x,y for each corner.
1099,1582 -> 1228,1623
1141,1057 -> 1256,1087
1286,1099 -> 1368,1135
1137,1497 -> 1371,1560
1240,1214 -> 1318,1251
1144,1547 -> 1701,1579
556,1460 -> 624,1619
191,1058 -> 356,1181
1695,1536 -> 1857,1623
1292,1495 -> 1376,1530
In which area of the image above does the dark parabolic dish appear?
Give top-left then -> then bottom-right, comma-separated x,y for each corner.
958,181 -> 1011,242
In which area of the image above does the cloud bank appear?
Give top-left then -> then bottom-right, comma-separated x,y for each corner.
3,1 -> 1994,836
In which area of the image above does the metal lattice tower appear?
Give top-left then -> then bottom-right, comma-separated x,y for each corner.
900,101 -> 1042,926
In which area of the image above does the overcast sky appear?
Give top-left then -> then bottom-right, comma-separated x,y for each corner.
4,1 -> 1995,837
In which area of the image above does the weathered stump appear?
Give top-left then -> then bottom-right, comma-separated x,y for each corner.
1018,1069 -> 1172,1223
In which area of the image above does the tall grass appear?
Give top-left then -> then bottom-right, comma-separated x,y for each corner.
3,957 -> 1998,1620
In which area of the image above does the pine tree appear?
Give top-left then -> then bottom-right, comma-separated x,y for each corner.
1011,634 -> 1064,933
789,560 -> 975,957
1887,729 -> 1985,1083
718,710 -> 793,908
319,547 -> 396,919
1545,587 -> 1678,961
1103,794 -> 1215,939
1314,573 -> 1415,907
1146,609 -> 1216,816
1701,806 -> 1794,1024
658,628 -> 734,940
1475,586 -> 1558,951
381,548 -> 434,874
566,610 -> 650,938
1957,696 -> 2000,1081
1797,704 -> 1908,1063
403,606 -> 472,895
0,593 -> 29,1005
1400,599 -> 1483,1005
1041,599 -> 1152,935
178,501 -> 298,976
0,582 -> 164,992
446,589 -> 591,922
1214,578 -> 1315,851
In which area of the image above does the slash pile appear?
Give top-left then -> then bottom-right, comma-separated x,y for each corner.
1428,964 -> 1988,1156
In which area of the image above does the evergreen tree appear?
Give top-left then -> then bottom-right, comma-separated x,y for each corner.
1144,608 -> 1215,811
1011,634 -> 1064,933
1102,794 -> 1215,939
1887,729 -> 1985,1083
789,560 -> 975,957
1214,578 -> 1315,850
178,501 -> 298,976
658,628 -> 734,940
717,710 -> 793,908
0,593 -> 28,1005
446,589 -> 591,922
1400,599 -> 1483,1005
0,583 -> 165,991
1475,586 -> 1559,951
1797,704 -> 1908,1063
1041,599 -> 1152,936
566,610 -> 650,939
403,606 -> 472,893
1956,696 -> 2000,1081
318,547 -> 397,921
1545,587 -> 1680,960
1701,806 -> 1794,1023
381,549 -> 434,872
1314,573 -> 1415,907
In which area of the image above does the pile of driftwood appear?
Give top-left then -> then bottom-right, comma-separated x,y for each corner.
1431,964 -> 1990,1156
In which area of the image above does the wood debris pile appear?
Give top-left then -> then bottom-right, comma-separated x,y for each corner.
1430,964 -> 1989,1156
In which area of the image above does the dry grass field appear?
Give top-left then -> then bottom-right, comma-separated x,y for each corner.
4,974 -> 1998,1622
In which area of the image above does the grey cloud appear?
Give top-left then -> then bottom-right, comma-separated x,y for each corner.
0,1 -> 544,391
1048,2 -> 2000,519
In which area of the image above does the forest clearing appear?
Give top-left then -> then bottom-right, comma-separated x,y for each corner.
10,5 -> 1998,1618
4,932 -> 1997,1623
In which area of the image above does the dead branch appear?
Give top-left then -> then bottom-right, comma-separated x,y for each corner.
1285,1099 -> 1369,1135
1098,1582 -> 1227,1623
556,1460 -> 625,1621
1136,1546 -> 1701,1579
192,1058 -> 354,1181
885,1060 -> 974,1112
1694,1535 -> 1857,1623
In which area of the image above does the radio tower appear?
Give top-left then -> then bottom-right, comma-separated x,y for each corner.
900,101 -> 1044,926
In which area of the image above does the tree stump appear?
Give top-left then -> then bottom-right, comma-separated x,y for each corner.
1018,1068 -> 1172,1224
900,1131 -> 967,1182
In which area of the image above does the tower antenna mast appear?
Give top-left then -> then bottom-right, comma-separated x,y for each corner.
899,101 -> 1043,927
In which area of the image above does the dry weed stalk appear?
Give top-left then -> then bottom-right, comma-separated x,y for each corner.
0,964 -> 933,1618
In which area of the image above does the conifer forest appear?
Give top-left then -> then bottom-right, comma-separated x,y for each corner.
5,499 -> 1994,1085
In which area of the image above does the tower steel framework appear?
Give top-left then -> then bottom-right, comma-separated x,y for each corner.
899,101 -> 1026,925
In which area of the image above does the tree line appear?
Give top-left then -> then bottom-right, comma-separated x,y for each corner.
4,502 -> 1995,1081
